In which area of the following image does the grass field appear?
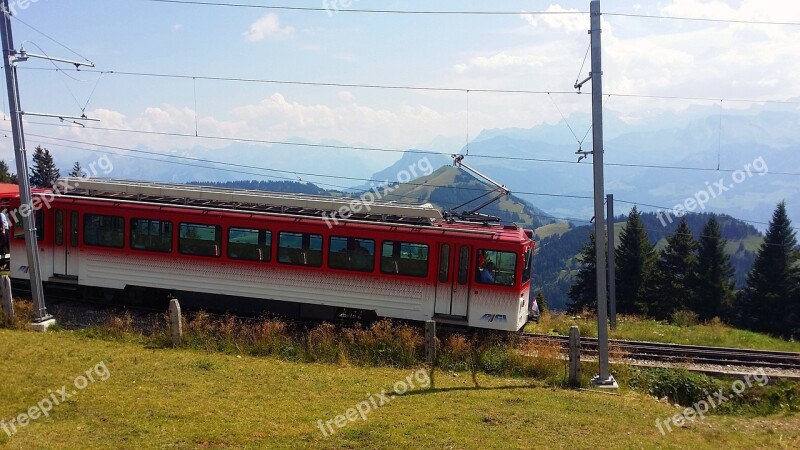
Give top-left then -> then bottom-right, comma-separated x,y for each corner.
1,329 -> 798,449
526,312 -> 800,352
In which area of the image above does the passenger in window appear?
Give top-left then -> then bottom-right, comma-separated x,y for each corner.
480,262 -> 496,284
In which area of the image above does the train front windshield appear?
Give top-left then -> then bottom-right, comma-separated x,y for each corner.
475,249 -> 517,286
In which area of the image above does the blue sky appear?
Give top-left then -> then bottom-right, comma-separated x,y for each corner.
2,0 -> 800,175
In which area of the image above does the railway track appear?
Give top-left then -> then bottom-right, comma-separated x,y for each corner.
521,333 -> 800,371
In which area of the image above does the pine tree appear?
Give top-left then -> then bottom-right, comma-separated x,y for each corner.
0,161 -> 12,183
740,201 -> 799,336
567,232 -> 601,313
536,291 -> 549,313
29,146 -> 60,188
615,206 -> 656,316
648,217 -> 698,320
69,161 -> 84,178
690,216 -> 735,322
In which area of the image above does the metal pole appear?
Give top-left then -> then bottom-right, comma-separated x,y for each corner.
1,2 -> 52,327
607,193 -> 616,330
589,1 -> 615,387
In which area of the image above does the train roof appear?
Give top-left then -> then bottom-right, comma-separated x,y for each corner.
0,183 -> 51,198
0,180 -> 532,242
57,177 -> 444,225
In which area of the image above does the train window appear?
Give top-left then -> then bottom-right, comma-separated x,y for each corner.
521,247 -> 533,285
278,232 -> 322,267
131,219 -> 173,253
381,241 -> 429,277
179,223 -> 221,257
228,227 -> 272,262
438,244 -> 450,283
11,209 -> 44,241
70,212 -> 79,247
84,214 -> 124,248
458,246 -> 469,285
55,210 -> 64,246
329,236 -> 375,272
476,249 -> 517,287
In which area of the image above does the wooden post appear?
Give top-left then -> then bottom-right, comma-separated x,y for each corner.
1,275 -> 13,326
425,320 -> 436,364
425,320 -> 436,388
569,325 -> 581,388
169,298 -> 182,347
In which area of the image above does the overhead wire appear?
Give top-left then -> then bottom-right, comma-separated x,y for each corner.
13,133 -> 590,225
134,0 -> 589,16
10,14 -> 94,64
13,118 -> 800,177
15,130 -> 596,201
20,66 -> 800,105
603,12 -> 800,27
17,66 -> 580,96
132,1 -> 800,27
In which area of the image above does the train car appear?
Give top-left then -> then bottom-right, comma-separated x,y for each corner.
0,178 -> 535,331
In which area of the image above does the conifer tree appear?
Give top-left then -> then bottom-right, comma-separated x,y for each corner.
567,232 -> 601,313
536,291 -> 549,314
690,216 -> 735,321
740,201 -> 799,336
648,217 -> 698,320
0,160 -> 12,183
29,146 -> 60,188
69,161 -> 84,178
615,206 -> 656,316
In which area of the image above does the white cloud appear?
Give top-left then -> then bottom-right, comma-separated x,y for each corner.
244,13 -> 295,42
454,51 -> 551,73
520,4 -> 586,34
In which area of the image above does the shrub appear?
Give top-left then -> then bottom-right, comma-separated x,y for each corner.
671,310 -> 699,327
628,368 -> 718,406
250,318 -> 290,356
437,334 -> 474,372
306,322 -> 342,364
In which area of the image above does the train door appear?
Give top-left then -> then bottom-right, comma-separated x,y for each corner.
434,243 -> 471,317
53,209 -> 80,278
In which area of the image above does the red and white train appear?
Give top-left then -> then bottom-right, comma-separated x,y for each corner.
1,178 -> 535,331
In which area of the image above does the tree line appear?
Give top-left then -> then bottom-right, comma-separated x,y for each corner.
1,146 -> 85,187
568,203 -> 800,338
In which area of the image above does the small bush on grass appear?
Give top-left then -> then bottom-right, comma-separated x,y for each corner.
250,318 -> 292,357
517,339 -> 567,384
437,334 -> 473,372
671,310 -> 699,327
306,322 -> 342,364
341,320 -> 423,367
0,299 -> 33,330
628,368 -> 718,406
627,367 -> 800,416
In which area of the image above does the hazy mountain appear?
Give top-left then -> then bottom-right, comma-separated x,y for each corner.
46,102 -> 799,231
371,165 -> 554,229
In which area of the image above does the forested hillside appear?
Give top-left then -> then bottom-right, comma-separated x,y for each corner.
189,180 -> 331,196
534,212 -> 763,311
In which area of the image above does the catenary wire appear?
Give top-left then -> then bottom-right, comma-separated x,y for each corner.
13,119 -> 800,177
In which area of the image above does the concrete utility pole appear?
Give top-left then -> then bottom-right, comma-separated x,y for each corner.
607,193 -> 617,330
1,1 -> 94,330
588,0 -> 616,388
0,0 -> 52,330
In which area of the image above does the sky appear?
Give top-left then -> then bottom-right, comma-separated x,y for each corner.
2,0 -> 800,178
